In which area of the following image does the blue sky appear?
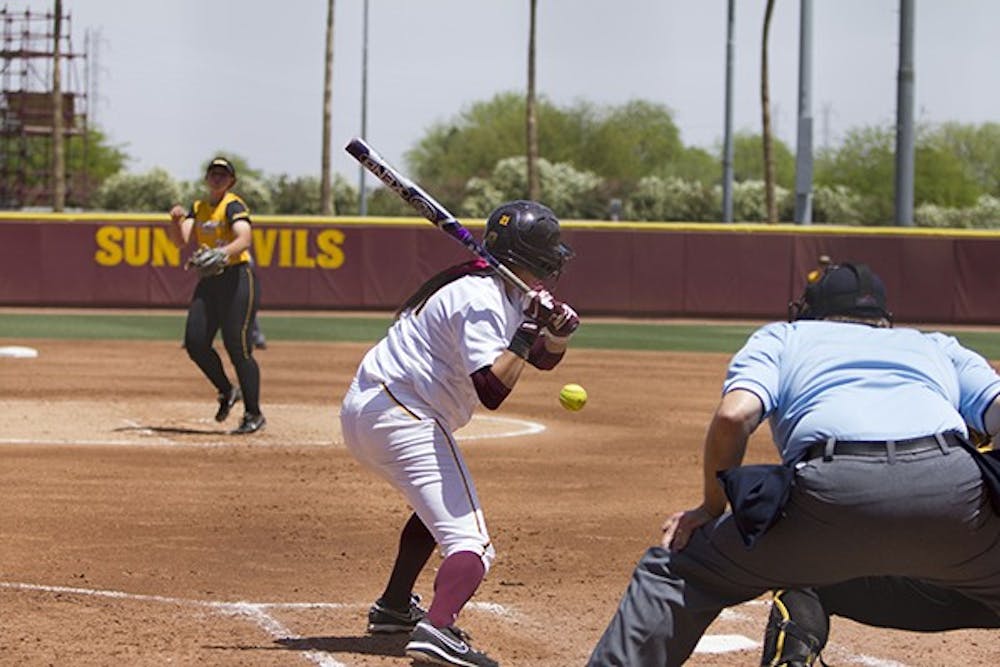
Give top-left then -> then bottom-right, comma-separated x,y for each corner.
46,1 -> 1000,182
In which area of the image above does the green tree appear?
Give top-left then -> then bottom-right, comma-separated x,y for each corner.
267,173 -> 356,215
810,184 -> 865,225
366,187 -> 416,217
580,99 -> 684,190
676,146 -> 719,186
933,122 -> 1000,197
815,126 -> 894,222
267,174 -> 321,214
731,132 -> 794,188
915,140 -> 982,209
407,92 -> 549,210
461,155 -> 604,219
406,93 -> 687,212
816,125 -> 982,224
916,195 -> 1000,229
733,179 -> 791,222
0,127 -> 127,208
625,175 -> 718,222
72,127 -> 129,198
228,174 -> 272,213
92,168 -> 180,212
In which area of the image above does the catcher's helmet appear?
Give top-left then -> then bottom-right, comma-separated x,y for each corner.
789,262 -> 892,322
483,200 -> 573,281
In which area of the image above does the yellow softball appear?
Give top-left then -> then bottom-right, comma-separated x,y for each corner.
559,383 -> 588,411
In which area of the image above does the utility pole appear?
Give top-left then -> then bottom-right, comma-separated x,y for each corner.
894,0 -> 915,226
526,0 -> 540,201
52,0 -> 65,212
358,0 -> 369,215
761,0 -> 777,223
793,0 -> 813,224
820,101 -> 832,149
721,0 -> 735,222
320,0 -> 335,215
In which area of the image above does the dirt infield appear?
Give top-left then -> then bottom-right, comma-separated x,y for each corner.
1,339 -> 997,666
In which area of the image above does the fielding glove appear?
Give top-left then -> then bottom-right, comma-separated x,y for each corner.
185,244 -> 228,278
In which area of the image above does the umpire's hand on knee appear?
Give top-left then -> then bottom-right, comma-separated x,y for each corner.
661,505 -> 716,550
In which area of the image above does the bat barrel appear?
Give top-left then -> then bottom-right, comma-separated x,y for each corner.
345,137 -> 532,294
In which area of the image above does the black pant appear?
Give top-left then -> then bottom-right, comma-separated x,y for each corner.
184,262 -> 261,415
819,576 -> 1000,631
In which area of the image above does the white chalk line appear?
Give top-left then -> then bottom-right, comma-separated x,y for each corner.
3,581 -> 906,663
0,412 -> 546,449
0,580 -> 516,667
0,580 -> 346,667
219,603 -> 345,667
456,414 -> 547,440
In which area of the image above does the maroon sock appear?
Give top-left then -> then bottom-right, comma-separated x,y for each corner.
426,551 -> 486,628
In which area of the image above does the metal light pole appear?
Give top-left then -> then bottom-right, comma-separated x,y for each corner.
793,0 -> 814,224
721,0 -> 735,222
52,0 -> 65,211
358,0 -> 370,215
894,0 -> 915,226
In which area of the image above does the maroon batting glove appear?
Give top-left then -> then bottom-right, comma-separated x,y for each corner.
547,301 -> 580,341
522,288 -> 557,326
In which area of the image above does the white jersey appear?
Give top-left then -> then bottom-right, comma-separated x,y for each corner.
358,272 -> 523,431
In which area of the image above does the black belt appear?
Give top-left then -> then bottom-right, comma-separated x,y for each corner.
805,431 -> 964,463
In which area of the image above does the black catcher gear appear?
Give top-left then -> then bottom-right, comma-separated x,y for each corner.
761,589 -> 829,667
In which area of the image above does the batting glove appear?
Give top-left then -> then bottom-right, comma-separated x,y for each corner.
546,301 -> 580,342
522,288 -> 557,325
507,320 -> 542,360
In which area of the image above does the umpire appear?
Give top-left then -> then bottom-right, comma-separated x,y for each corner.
587,261 -> 1000,666
167,157 -> 265,434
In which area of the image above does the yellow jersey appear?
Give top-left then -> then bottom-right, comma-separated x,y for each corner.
190,192 -> 252,266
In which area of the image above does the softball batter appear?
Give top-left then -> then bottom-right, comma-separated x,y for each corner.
167,157 -> 265,435
340,200 -> 579,667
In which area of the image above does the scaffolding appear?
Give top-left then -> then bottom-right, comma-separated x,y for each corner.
1,6 -> 89,209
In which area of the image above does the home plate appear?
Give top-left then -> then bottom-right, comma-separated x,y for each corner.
0,346 -> 38,358
694,634 -> 758,654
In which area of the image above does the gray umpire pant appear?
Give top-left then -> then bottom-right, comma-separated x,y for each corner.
586,445 -> 1000,667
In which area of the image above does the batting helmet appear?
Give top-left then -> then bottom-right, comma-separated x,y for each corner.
788,262 -> 892,323
483,200 -> 573,281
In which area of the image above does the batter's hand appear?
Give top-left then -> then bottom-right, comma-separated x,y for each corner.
546,301 -> 580,341
522,288 -> 557,326
661,505 -> 716,551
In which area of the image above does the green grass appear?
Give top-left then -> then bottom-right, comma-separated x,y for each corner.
2,311 -> 1000,356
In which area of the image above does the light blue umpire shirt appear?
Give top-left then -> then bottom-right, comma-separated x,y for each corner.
723,320 -> 1000,463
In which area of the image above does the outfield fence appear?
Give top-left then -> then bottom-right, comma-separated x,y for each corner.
2,213 -> 999,324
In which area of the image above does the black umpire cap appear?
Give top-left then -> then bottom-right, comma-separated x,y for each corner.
789,262 -> 892,322
206,157 -> 236,178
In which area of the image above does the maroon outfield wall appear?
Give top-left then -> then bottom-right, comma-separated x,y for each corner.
1,213 -> 999,324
